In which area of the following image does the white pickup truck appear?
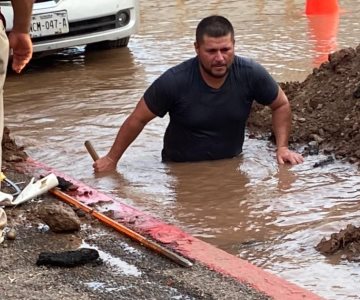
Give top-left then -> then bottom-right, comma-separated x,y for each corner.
0,0 -> 140,53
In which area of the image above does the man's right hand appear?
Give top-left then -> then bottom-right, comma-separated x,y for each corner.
9,0 -> 34,73
93,156 -> 117,173
8,31 -> 33,73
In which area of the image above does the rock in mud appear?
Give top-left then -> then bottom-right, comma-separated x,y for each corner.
6,228 -> 17,240
315,224 -> 360,262
37,202 -> 81,233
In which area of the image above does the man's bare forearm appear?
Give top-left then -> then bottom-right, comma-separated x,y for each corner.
11,0 -> 34,33
270,88 -> 303,164
272,101 -> 291,149
107,115 -> 147,162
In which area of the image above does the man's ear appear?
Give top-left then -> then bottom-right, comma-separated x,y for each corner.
194,41 -> 199,54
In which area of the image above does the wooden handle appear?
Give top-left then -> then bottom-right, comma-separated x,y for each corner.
84,140 -> 99,161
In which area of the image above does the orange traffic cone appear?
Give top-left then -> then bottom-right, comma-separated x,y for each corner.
307,12 -> 339,65
306,0 -> 339,15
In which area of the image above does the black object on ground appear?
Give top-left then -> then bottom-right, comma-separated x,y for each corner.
56,176 -> 78,192
36,248 -> 101,267
313,156 -> 335,168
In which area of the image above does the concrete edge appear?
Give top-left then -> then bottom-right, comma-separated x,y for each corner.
18,158 -> 324,300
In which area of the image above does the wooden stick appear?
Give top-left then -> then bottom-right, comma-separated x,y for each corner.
84,140 -> 99,161
50,188 -> 193,268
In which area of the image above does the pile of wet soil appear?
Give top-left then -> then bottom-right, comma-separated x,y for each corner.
1,126 -> 28,169
315,224 -> 360,262
248,43 -> 360,165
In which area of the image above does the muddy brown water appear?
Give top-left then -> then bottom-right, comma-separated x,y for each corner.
4,1 -> 360,299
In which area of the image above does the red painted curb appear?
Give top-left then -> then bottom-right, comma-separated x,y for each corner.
20,158 -> 323,300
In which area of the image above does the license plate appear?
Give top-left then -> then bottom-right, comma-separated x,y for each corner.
30,11 -> 69,38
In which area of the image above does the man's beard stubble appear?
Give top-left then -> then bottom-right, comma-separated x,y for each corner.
199,60 -> 230,79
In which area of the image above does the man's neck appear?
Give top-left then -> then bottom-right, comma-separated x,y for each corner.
199,66 -> 228,89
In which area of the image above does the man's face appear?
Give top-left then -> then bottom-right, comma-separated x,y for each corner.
195,33 -> 235,79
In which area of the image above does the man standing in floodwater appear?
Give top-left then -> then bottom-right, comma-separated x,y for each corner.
93,15 -> 304,173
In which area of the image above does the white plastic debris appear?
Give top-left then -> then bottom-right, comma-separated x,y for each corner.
1,173 -> 59,207
0,191 -> 14,206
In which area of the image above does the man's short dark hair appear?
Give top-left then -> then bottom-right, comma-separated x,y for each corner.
196,15 -> 234,44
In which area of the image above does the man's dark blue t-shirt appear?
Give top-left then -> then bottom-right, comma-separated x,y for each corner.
144,56 -> 279,162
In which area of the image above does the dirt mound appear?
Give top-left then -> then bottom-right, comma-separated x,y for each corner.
315,224 -> 360,262
1,126 -> 27,170
248,43 -> 360,164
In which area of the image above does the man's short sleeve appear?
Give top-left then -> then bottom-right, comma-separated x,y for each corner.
143,70 -> 176,118
250,61 -> 279,106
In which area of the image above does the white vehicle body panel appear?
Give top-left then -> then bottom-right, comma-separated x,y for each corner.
0,0 -> 139,52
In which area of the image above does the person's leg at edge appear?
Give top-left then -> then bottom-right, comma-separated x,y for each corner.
0,20 -> 10,183
0,19 -> 9,242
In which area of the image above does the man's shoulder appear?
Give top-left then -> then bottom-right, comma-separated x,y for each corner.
233,55 -> 258,68
232,55 -> 268,78
151,57 -> 197,92
168,57 -> 197,77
